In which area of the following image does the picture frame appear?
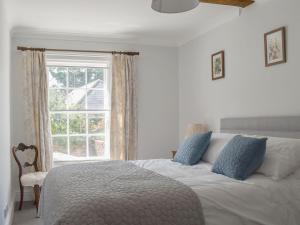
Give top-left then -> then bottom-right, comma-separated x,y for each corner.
264,27 -> 286,67
211,50 -> 225,80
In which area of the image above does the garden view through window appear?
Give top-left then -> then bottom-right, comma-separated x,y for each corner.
48,59 -> 111,161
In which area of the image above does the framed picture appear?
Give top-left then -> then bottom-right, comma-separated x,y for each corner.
212,51 -> 225,80
264,27 -> 286,67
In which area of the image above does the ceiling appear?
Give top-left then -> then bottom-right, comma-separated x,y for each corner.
5,0 -> 268,46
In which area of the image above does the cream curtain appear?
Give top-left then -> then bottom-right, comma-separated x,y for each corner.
23,50 -> 52,172
110,54 -> 138,160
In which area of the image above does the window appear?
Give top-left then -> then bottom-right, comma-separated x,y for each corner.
47,53 -> 111,161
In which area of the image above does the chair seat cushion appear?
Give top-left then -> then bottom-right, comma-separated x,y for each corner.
21,172 -> 47,187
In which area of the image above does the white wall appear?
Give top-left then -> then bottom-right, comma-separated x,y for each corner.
179,0 -> 300,139
10,34 -> 179,199
10,0 -> 300,206
0,0 -> 12,224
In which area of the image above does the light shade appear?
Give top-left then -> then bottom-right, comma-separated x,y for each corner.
185,123 -> 209,139
152,0 -> 200,13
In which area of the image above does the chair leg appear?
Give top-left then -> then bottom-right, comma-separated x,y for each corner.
33,185 -> 41,212
19,184 -> 24,211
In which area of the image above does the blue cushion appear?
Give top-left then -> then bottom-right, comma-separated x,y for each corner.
174,132 -> 212,165
212,135 -> 267,180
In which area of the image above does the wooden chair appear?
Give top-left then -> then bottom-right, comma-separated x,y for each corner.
12,143 -> 47,211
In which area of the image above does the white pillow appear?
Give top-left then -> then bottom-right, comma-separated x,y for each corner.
257,137 -> 300,180
202,133 -> 235,164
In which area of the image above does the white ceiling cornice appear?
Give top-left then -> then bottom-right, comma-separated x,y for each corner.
11,28 -> 178,47
177,7 -> 241,46
8,0 -> 272,47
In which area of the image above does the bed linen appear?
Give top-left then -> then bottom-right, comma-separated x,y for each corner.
133,159 -> 300,225
39,160 -> 205,225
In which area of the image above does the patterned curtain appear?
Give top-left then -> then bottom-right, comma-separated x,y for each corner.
23,50 -> 52,171
110,54 -> 138,160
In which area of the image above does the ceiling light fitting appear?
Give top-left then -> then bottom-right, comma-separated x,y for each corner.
151,0 -> 200,13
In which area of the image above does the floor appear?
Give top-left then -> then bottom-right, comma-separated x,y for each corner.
13,202 -> 42,225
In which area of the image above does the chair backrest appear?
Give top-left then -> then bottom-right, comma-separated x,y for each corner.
12,143 -> 39,179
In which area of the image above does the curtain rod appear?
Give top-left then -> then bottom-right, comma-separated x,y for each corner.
17,46 -> 140,56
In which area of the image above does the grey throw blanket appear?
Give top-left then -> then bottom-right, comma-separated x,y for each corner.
40,161 -> 205,225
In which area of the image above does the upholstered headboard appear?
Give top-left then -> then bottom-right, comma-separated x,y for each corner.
220,116 -> 300,139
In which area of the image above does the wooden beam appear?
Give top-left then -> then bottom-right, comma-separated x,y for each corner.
200,0 -> 254,8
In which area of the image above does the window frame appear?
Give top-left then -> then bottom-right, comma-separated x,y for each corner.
46,53 -> 112,162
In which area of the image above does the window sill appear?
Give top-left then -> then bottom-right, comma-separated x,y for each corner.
53,159 -> 109,167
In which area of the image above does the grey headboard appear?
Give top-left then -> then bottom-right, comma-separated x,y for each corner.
220,116 -> 300,139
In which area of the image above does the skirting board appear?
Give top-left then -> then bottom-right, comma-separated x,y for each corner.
15,188 -> 34,202
5,194 -> 15,225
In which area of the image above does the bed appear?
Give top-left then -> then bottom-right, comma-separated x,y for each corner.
40,116 -> 300,225
134,159 -> 300,225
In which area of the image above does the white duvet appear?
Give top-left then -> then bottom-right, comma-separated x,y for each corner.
133,159 -> 300,225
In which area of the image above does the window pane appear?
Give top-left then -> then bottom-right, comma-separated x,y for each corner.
68,68 -> 86,88
52,137 -> 67,154
67,89 -> 86,110
69,136 -> 86,157
48,64 -> 110,161
49,89 -> 67,110
88,113 -> 105,134
87,90 -> 104,110
69,114 -> 86,134
48,67 -> 67,88
87,68 -> 104,89
89,136 -> 105,157
50,114 -> 67,135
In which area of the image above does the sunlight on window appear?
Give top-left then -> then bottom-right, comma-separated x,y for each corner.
48,62 -> 110,162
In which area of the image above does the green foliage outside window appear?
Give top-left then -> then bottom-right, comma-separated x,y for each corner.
50,114 -> 67,135
49,66 -> 107,158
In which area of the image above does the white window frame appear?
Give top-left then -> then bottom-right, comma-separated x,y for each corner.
46,52 -> 112,162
